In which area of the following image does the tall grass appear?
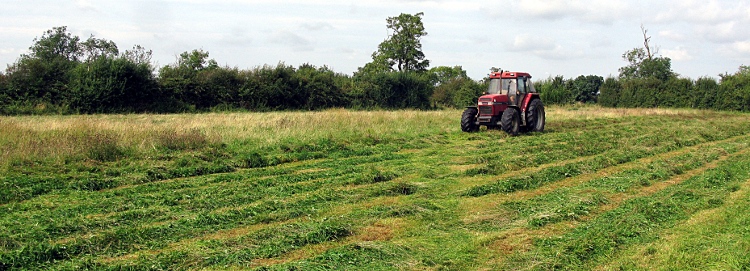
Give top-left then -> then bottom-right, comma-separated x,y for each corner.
0,117 -> 221,169
0,109 -> 460,170
0,106 -> 715,169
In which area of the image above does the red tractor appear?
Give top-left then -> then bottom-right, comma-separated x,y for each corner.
461,70 -> 545,135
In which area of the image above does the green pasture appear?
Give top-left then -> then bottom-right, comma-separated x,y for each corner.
2,106 -> 750,270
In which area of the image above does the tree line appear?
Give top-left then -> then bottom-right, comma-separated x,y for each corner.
0,24 -> 437,114
1,20 -> 749,115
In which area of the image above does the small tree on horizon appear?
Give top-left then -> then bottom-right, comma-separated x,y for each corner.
618,25 -> 675,81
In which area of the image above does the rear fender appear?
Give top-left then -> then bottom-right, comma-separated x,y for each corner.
520,93 -> 540,113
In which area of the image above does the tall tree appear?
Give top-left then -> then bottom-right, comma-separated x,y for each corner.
5,26 -> 83,104
28,26 -> 82,62
618,25 -> 674,81
364,12 -> 429,73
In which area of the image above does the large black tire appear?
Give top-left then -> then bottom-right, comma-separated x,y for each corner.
526,99 -> 545,132
501,107 -> 520,136
461,107 -> 479,132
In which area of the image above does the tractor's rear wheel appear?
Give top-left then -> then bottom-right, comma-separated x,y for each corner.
526,99 -> 545,132
461,107 -> 479,132
501,107 -> 520,136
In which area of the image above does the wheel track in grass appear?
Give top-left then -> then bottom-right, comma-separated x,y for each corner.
459,123 -> 750,198
238,133 -> 750,270
138,133 -> 750,270
512,149 -> 750,271
92,132 -> 750,270
7,153 -> 419,268
592,175 -> 750,271
452,120 -> 645,168
90,166 -> 427,267
7,113 -> 750,269
453,115 -> 750,193
96,194 -> 417,268
475,139 -> 750,268
462,133 -> 750,225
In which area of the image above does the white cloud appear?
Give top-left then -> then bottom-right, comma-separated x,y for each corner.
696,21 -> 750,44
653,0 -> 750,45
268,30 -> 314,52
221,27 -> 253,47
507,0 -> 634,24
661,47 -> 693,61
75,0 -> 98,12
655,0 -> 748,24
658,30 -> 686,42
300,22 -> 335,31
516,0 -> 574,20
734,42 -> 750,54
506,34 -> 582,60
719,41 -> 750,57
508,35 -> 556,52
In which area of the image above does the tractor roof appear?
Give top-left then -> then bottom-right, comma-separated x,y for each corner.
489,71 -> 531,79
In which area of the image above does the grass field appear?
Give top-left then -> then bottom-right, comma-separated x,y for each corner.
2,105 -> 750,270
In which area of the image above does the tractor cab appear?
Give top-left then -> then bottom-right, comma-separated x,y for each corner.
483,71 -> 534,107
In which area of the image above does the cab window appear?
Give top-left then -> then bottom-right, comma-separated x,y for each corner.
517,77 -> 527,94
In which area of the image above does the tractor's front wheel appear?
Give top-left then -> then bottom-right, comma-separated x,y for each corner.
501,107 -> 520,136
461,107 -> 479,132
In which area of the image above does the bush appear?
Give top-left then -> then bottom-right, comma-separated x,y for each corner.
354,71 -> 433,109
68,57 -> 159,113
598,77 -> 621,107
536,76 -> 572,105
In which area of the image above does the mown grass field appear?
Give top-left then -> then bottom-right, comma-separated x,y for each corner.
2,106 -> 750,270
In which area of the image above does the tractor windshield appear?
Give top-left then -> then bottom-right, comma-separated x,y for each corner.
487,78 -> 516,95
487,78 -> 502,94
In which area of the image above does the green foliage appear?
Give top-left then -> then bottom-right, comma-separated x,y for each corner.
158,49 -> 221,109
366,12 -> 430,73
619,48 -> 675,81
68,56 -> 159,113
534,74 -> 603,105
294,64 -> 349,109
598,77 -> 621,107
427,66 -> 484,108
354,71 -> 434,109
80,35 -> 119,62
3,26 -> 84,107
4,26 -> 750,114
535,76 -> 573,105
717,65 -> 750,111
429,65 -> 468,86
0,73 -> 8,108
570,75 -> 603,103
692,77 -> 719,109
600,65 -> 750,111
28,26 -> 82,63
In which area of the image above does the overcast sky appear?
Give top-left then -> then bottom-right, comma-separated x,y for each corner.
2,0 -> 749,80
